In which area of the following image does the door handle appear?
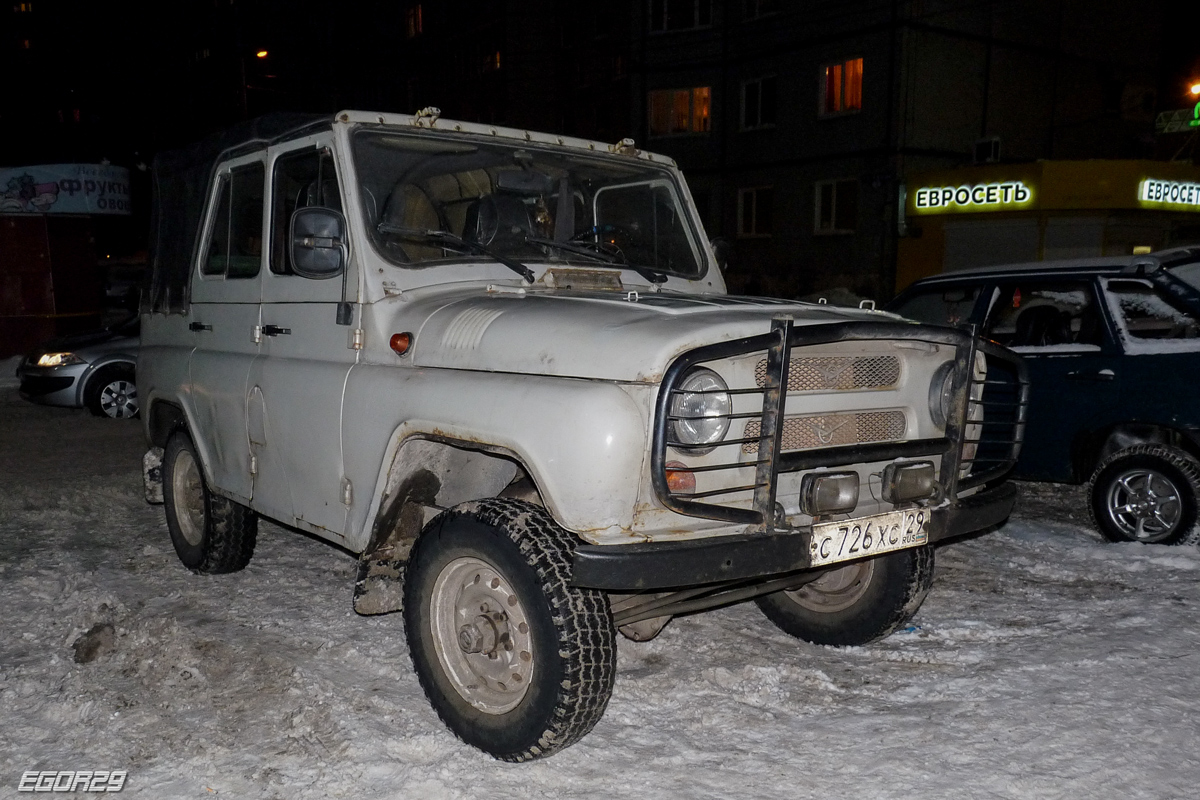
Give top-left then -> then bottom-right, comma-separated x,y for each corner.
189,322 -> 212,331
261,324 -> 291,336
1067,368 -> 1115,381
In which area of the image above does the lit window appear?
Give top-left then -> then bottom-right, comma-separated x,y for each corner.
484,50 -> 501,72
744,0 -> 778,20
821,57 -> 863,115
650,0 -> 712,32
14,3 -> 33,11
404,4 -> 423,38
21,38 -> 32,49
815,179 -> 858,233
738,187 -> 773,237
649,87 -> 711,136
741,76 -> 776,130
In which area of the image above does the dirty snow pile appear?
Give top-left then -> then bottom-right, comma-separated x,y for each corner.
2,382 -> 1199,799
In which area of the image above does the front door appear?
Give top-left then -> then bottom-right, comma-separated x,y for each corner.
246,135 -> 356,538
188,156 -> 266,502
982,278 -> 1122,482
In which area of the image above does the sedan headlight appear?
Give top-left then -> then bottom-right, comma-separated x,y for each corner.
36,352 -> 85,368
670,367 -> 732,454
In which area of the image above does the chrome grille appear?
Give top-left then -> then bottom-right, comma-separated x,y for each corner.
754,355 -> 900,392
743,410 -> 907,454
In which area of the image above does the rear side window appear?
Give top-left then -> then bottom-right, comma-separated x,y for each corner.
891,286 -> 979,327
1105,279 -> 1200,340
201,163 -> 265,279
985,282 -> 1102,348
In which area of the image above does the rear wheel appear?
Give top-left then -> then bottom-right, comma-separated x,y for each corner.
85,364 -> 138,419
755,546 -> 935,646
403,498 -> 616,761
1089,444 -> 1200,545
163,432 -> 257,573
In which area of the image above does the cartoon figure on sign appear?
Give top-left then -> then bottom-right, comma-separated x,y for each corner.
0,173 -> 59,213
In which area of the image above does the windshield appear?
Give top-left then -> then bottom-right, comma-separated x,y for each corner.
352,129 -> 706,279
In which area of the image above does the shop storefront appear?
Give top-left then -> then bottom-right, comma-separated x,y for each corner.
0,164 -> 132,357
896,160 -> 1200,291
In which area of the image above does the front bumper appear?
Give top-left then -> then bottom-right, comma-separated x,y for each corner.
17,367 -> 80,406
572,482 -> 1017,591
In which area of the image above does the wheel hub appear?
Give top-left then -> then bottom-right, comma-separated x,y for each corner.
430,557 -> 533,714
1106,468 -> 1181,542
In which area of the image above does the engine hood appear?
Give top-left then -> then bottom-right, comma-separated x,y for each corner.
396,286 -> 909,382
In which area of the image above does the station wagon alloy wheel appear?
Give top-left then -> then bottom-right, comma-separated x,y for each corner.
1103,468 -> 1182,541
1089,444 -> 1200,546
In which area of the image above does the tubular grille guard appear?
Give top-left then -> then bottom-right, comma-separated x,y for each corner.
957,341 -> 1030,492
650,319 -> 1030,534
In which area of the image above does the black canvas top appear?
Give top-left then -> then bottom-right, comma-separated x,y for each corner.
145,113 -> 330,313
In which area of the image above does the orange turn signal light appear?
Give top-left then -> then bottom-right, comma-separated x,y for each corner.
665,461 -> 696,494
390,332 -> 413,356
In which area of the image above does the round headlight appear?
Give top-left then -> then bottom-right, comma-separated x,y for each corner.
928,361 -> 955,429
670,367 -> 731,453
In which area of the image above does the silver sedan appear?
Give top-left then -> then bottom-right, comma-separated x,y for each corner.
16,317 -> 140,419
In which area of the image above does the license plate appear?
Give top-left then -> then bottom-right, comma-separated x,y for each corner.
809,509 -> 929,568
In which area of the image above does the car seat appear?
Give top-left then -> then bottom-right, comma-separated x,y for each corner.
1012,305 -> 1071,346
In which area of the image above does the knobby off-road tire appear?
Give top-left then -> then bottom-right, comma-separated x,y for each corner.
162,432 -> 257,574
1089,444 -> 1200,546
403,498 -> 616,761
85,364 -> 139,419
755,545 -> 935,646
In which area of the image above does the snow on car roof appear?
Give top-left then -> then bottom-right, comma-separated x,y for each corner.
911,247 -> 1200,284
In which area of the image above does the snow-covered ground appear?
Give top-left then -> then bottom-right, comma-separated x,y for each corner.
2,378 -> 1199,799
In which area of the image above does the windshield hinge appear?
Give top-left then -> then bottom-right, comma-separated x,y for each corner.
341,477 -> 354,506
253,325 -> 262,344
350,328 -> 365,350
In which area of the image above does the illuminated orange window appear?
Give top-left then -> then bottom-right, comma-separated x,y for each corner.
648,87 -> 711,135
404,5 -> 422,38
822,57 -> 863,115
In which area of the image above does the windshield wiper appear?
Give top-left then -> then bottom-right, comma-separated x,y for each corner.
526,236 -> 668,284
377,223 -> 535,284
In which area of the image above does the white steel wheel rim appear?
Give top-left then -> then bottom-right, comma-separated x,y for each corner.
172,449 -> 206,546
785,559 -> 875,613
100,379 -> 138,418
429,556 -> 534,715
1105,468 -> 1182,542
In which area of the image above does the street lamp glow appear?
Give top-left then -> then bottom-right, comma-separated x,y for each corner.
1190,82 -> 1200,96
256,50 -> 269,59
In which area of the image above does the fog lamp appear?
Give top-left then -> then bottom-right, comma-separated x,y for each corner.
800,472 -> 859,516
882,461 -> 937,504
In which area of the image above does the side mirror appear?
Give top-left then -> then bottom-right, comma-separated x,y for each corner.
290,207 -> 347,279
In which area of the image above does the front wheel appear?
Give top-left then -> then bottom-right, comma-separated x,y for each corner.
162,432 -> 257,573
1088,444 -> 1200,545
755,545 -> 935,646
403,498 -> 616,761
85,364 -> 138,419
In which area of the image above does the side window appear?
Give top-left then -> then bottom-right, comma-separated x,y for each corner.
891,286 -> 979,327
1106,279 -> 1200,340
271,148 -> 342,275
201,163 -> 265,279
985,282 -> 1102,348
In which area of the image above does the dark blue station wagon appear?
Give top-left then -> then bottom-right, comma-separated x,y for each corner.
889,248 -> 1200,546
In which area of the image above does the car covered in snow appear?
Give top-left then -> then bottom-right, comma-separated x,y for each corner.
137,110 -> 1028,760
17,316 -> 140,419
889,249 -> 1200,546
